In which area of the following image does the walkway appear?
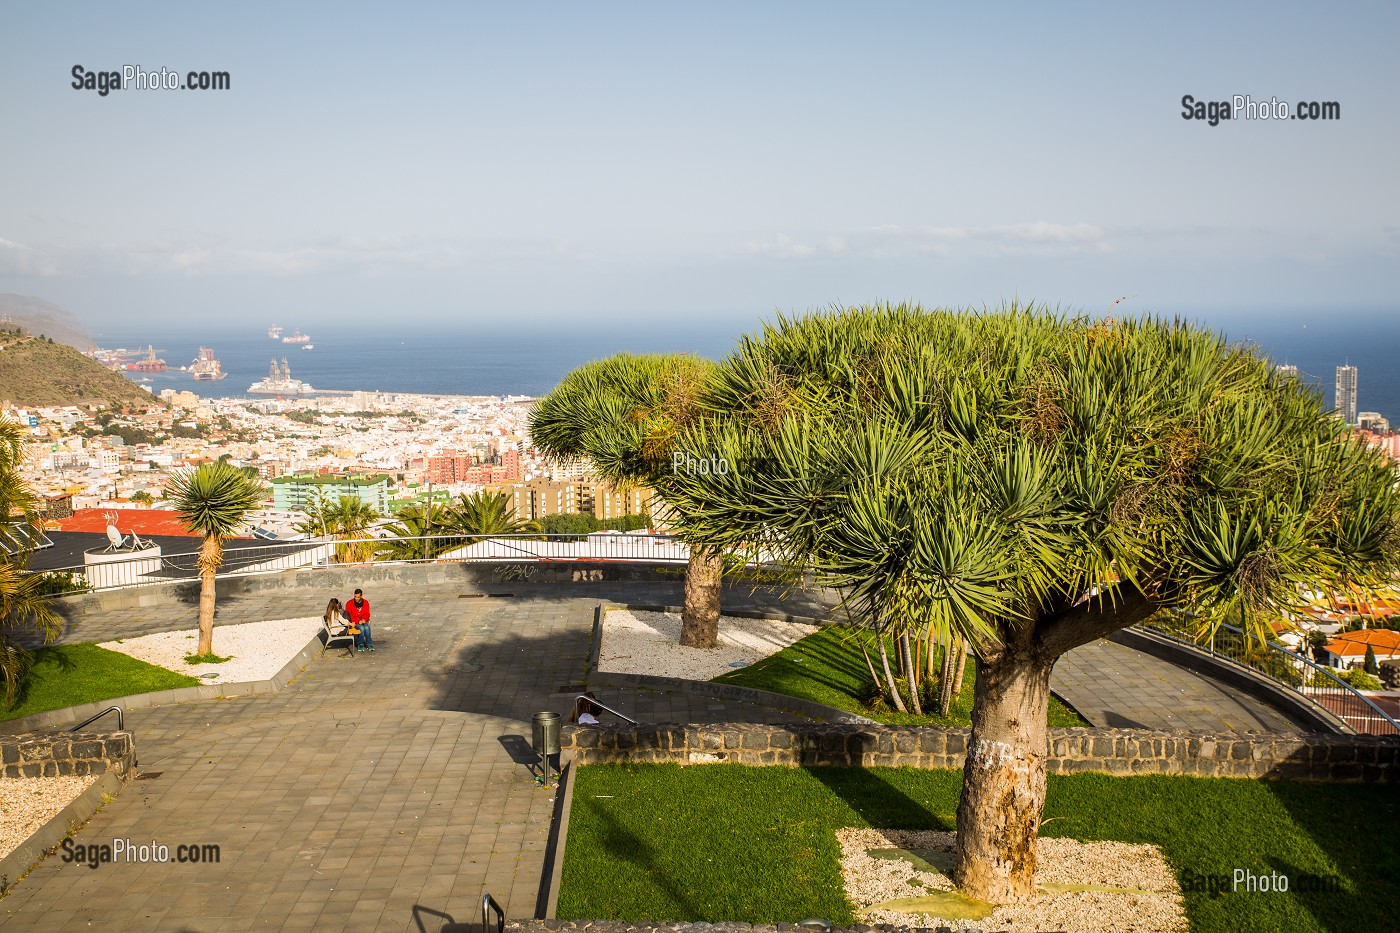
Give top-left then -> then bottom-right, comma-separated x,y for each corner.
0,583 -> 828,932
1052,637 -> 1309,732
0,578 -> 1314,930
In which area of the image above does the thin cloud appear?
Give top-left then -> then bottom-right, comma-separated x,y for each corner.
0,233 -> 597,277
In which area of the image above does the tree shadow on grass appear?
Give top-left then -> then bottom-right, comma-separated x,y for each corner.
579,793 -> 704,920
1260,781 -> 1400,932
800,764 -> 957,832
2,644 -> 78,715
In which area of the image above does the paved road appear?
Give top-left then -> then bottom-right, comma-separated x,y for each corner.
0,578 -> 1314,930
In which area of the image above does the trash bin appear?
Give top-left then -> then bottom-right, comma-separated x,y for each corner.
532,711 -> 562,783
532,711 -> 561,757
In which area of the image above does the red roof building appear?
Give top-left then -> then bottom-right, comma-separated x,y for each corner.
54,508 -> 252,539
1323,629 -> 1400,670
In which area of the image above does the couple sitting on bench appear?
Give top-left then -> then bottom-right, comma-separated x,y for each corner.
321,589 -> 375,656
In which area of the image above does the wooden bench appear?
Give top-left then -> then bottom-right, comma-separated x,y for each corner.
321,616 -> 356,659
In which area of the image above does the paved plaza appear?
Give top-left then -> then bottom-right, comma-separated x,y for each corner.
0,578 -> 1312,930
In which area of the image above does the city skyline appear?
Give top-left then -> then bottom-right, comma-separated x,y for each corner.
1,2 -> 1398,331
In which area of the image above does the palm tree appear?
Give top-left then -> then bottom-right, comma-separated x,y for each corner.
443,491 -> 538,539
165,461 -> 266,656
529,353 -> 726,647
665,303 -> 1400,903
294,494 -> 381,563
378,502 -> 451,561
0,418 -> 63,705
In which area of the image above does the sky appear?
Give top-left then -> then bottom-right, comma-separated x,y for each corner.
1,2 -> 1397,334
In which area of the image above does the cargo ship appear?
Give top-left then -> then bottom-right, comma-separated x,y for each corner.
268,325 -> 283,339
187,346 -> 228,381
248,358 -> 314,395
126,345 -> 167,373
281,328 -> 311,344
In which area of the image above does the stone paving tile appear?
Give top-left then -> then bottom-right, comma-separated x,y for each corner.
1,577 -> 1313,931
0,584 -> 835,931
1053,637 -> 1308,732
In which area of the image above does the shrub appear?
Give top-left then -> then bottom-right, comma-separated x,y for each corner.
1339,668 -> 1383,691
32,571 -> 90,597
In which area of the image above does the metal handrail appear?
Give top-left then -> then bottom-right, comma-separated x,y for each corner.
481,893 -> 504,933
1138,620 -> 1399,736
70,706 -> 124,732
573,694 -> 637,725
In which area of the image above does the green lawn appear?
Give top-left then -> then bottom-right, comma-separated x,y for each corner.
559,763 -> 1400,933
1,643 -> 200,722
715,625 -> 1087,727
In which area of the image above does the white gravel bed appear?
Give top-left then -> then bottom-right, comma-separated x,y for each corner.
598,608 -> 817,681
838,827 -> 1186,933
0,774 -> 99,860
98,617 -> 323,683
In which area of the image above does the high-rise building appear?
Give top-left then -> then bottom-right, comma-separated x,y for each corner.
1335,365 -> 1358,425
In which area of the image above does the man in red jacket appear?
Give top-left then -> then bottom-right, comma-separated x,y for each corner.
345,588 -> 373,651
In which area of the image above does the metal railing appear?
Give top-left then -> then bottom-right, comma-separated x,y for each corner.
70,706 -> 124,732
481,893 -> 504,933
1138,619 -> 1399,736
573,693 -> 637,725
32,532 -> 695,593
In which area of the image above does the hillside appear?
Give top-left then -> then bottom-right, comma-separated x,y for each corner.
0,333 -> 161,409
0,294 -> 95,350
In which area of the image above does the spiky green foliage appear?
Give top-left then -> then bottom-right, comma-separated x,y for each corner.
531,353 -> 730,647
529,352 -> 718,497
444,491 -> 539,538
665,303 -> 1400,651
294,494 -> 381,563
0,417 -> 65,702
168,462 -> 267,541
165,461 -> 267,655
377,502 -> 453,561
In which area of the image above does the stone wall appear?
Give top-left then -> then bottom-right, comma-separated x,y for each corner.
48,560 -> 692,617
560,723 -> 1400,782
0,731 -> 136,780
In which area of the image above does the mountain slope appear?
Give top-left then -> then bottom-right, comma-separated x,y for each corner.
0,333 -> 160,408
0,294 -> 95,350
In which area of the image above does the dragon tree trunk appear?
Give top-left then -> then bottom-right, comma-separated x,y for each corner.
680,545 -> 722,648
196,535 -> 221,656
953,640 -> 1054,903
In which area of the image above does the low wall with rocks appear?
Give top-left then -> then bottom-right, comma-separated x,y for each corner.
0,731 -> 136,780
560,723 -> 1400,782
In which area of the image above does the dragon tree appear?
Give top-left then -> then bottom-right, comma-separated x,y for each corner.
529,353 -> 727,647
664,303 -> 1400,903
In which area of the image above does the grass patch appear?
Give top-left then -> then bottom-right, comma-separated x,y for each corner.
714,626 -> 1086,727
184,652 -> 232,665
1,643 -> 200,722
558,763 -> 1400,932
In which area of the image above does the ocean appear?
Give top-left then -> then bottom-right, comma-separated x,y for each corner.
96,311 -> 1400,420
